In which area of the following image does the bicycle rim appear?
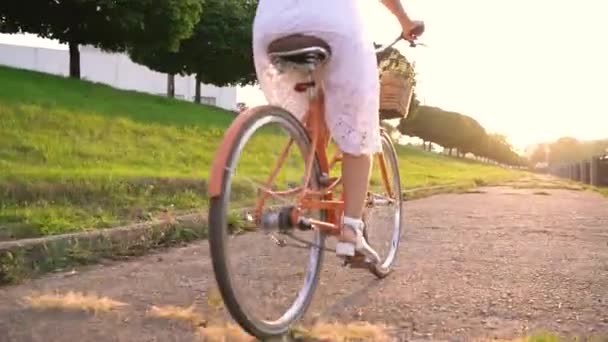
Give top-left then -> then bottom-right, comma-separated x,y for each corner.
208,106 -> 326,338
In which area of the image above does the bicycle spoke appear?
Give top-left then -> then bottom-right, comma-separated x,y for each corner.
233,170 -> 300,207
281,231 -> 334,252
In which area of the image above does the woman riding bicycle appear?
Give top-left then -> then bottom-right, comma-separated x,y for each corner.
252,0 -> 424,263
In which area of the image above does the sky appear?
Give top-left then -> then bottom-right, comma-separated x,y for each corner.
242,0 -> 608,151
2,0 -> 607,151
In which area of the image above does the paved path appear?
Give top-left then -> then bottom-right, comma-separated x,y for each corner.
1,186 -> 607,341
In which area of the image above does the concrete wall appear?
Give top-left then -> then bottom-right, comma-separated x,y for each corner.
0,43 -> 237,110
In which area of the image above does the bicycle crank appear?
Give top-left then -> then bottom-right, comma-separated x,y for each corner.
260,206 -> 313,232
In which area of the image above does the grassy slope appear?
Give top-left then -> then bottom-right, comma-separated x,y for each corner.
0,65 -> 521,239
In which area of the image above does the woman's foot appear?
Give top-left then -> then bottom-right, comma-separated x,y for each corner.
335,216 -> 380,264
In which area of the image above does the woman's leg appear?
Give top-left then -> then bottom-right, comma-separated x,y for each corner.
341,153 -> 372,237
336,152 -> 380,263
320,34 -> 382,262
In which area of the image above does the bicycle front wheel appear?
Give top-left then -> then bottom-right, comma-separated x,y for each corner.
365,129 -> 404,278
208,106 -> 326,339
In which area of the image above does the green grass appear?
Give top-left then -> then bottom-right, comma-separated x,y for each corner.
393,144 -> 518,187
0,65 -> 523,239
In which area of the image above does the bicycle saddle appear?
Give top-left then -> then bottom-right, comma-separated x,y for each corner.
267,34 -> 332,69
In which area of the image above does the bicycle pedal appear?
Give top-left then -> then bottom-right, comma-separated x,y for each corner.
343,254 -> 370,269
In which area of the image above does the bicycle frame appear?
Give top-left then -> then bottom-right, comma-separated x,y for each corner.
208,35 -> 414,236
208,80 -> 395,237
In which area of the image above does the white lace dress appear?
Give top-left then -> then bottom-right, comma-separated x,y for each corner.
252,0 -> 382,156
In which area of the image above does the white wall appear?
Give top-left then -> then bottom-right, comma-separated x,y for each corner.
0,43 -> 237,111
0,43 -> 68,76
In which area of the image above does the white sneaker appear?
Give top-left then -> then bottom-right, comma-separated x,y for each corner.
335,216 -> 380,264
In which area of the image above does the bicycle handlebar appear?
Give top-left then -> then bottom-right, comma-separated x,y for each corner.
375,36 -> 402,55
374,36 -> 427,55
374,21 -> 426,55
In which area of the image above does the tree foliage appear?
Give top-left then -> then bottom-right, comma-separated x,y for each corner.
0,0 -> 203,78
182,0 -> 257,86
398,105 -> 524,166
398,106 -> 483,155
481,133 -> 525,166
530,137 -> 608,166
128,0 -> 257,98
529,143 -> 549,165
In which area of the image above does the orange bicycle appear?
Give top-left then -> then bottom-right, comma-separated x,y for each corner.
207,27 -> 424,339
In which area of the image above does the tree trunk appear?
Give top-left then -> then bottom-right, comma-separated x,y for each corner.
448,147 -> 453,156
167,74 -> 175,98
68,41 -> 80,79
194,73 -> 202,104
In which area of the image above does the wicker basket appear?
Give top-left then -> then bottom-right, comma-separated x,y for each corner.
379,71 -> 414,120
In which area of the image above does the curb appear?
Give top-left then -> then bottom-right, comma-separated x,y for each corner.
0,212 -> 207,285
0,182 -> 482,286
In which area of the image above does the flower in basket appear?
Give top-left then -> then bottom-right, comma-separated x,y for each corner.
377,47 -> 417,120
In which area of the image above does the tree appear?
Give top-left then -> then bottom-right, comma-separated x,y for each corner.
1,0 -> 203,78
529,143 -> 549,165
183,0 -> 258,90
398,106 -> 486,158
396,102 -> 525,165
591,139 -> 608,156
528,137 -> 608,168
457,114 -> 487,156
547,137 -> 583,164
397,105 -> 436,144
128,48 -> 188,97
431,111 -> 468,155
128,0 -> 258,100
481,133 -> 523,166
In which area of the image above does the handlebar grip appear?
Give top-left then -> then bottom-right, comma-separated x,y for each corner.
409,21 -> 425,37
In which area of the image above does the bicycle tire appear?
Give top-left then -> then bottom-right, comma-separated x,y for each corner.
367,129 -> 403,278
208,106 -> 326,339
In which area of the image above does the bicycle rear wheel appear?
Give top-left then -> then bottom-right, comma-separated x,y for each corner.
364,129 -> 403,278
208,106 -> 326,339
